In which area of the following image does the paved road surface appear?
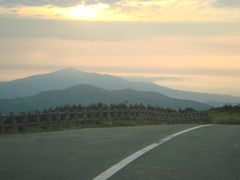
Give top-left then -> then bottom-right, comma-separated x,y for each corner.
0,125 -> 239,180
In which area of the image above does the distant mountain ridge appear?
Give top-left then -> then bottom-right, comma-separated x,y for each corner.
0,68 -> 239,105
0,84 -> 210,114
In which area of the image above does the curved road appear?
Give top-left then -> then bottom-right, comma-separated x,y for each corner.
0,125 -> 239,180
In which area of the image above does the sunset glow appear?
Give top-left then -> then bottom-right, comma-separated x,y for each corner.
0,0 -> 240,95
1,0 -> 240,22
66,5 -> 99,19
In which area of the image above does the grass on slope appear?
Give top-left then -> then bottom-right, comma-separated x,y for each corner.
209,111 -> 240,124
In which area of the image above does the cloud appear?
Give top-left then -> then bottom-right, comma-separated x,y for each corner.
213,0 -> 240,8
1,0 -> 240,22
0,0 -> 120,7
0,17 -> 239,41
0,0 -> 82,7
0,34 -> 239,96
120,76 -> 183,83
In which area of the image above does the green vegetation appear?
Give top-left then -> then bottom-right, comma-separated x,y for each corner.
209,105 -> 240,124
209,112 -> 240,124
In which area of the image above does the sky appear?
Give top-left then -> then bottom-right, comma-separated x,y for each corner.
0,0 -> 240,96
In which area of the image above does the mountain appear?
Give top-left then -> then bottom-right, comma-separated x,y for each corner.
0,68 -> 129,99
0,68 -> 239,105
0,84 -> 210,114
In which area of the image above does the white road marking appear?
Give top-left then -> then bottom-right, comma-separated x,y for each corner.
93,124 -> 211,180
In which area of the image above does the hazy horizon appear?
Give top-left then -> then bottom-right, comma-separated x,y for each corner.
0,67 -> 238,97
0,0 -> 240,96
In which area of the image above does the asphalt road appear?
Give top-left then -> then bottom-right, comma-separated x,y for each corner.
0,124 -> 239,180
